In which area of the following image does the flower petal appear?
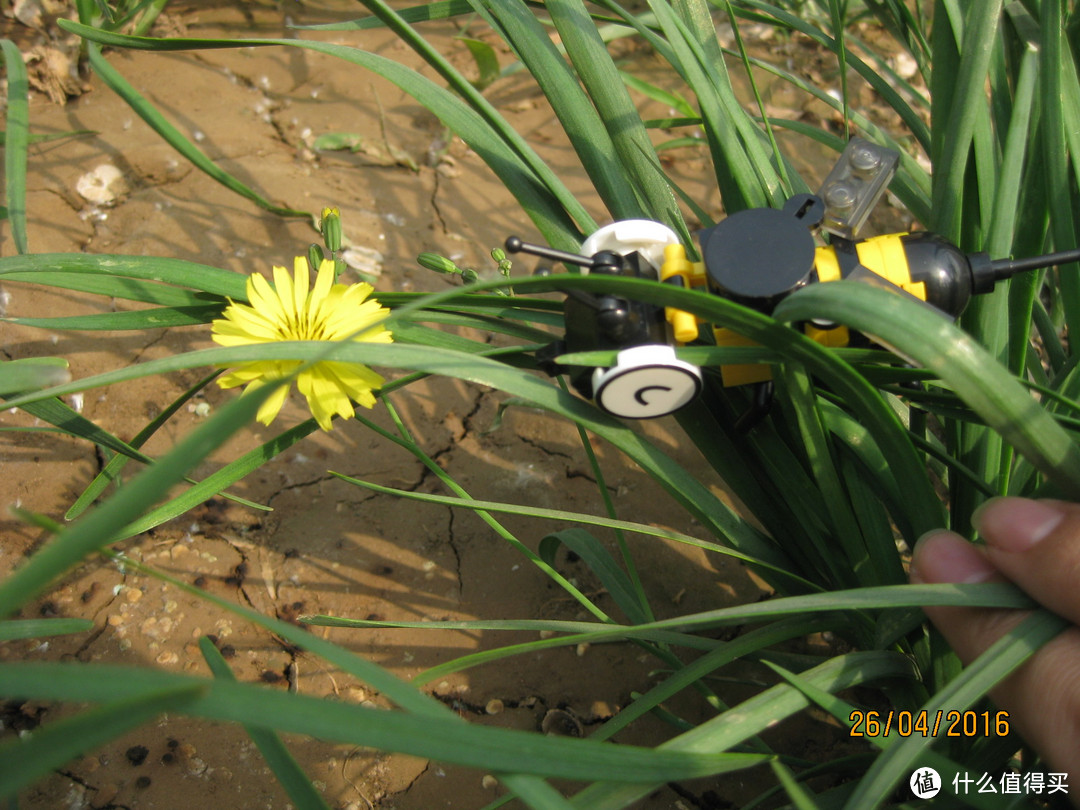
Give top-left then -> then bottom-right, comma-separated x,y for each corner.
291,256 -> 310,329
325,360 -> 385,393
297,366 -> 352,430
323,298 -> 390,341
214,304 -> 279,342
309,259 -> 335,313
248,272 -> 281,317
255,379 -> 292,426
272,264 -> 297,331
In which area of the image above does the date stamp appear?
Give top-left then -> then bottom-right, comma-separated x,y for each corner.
849,709 -> 1011,738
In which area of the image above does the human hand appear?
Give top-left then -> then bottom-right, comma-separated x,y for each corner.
911,497 -> 1080,785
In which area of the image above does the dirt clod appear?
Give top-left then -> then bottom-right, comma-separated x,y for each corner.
125,746 -> 149,767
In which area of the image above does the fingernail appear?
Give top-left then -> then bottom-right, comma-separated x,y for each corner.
972,497 -> 1067,552
911,530 -> 996,584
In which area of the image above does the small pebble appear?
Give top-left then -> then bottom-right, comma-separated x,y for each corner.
541,709 -> 583,738
125,745 -> 149,766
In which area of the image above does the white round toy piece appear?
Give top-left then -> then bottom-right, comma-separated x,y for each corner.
591,345 -> 703,419
579,220 -> 679,271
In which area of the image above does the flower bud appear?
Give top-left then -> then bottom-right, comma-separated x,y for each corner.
416,252 -> 460,275
491,246 -> 512,278
320,207 -> 342,253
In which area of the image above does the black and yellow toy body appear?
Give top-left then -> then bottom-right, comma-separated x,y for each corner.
507,137 -> 1080,421
661,229 -> 999,387
506,228 -> 703,420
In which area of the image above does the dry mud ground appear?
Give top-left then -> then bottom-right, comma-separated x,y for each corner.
0,2 -> 858,808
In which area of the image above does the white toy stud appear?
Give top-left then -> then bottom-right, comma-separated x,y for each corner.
591,345 -> 703,419
579,220 -> 680,271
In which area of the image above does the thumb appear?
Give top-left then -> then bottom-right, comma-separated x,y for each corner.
912,516 -> 1080,781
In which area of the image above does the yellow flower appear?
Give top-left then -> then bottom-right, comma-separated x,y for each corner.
212,256 -> 393,431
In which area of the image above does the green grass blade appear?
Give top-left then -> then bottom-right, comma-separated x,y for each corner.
546,0 -> 683,226
0,252 -> 247,299
0,337 -> 791,580
13,396 -> 153,465
290,1 -> 476,30
305,616 -> 717,653
0,618 -> 93,641
480,0 -> 644,223
730,0 -> 931,153
459,36 -> 501,91
199,639 -> 331,810
1063,22 -> 1080,196
641,0 -> 770,210
0,684 -> 205,799
108,419 -> 319,542
833,435 -> 908,586
0,358 -> 70,395
351,0 -> 595,243
83,42 -> 311,223
0,663 -> 767,783
988,43 -> 1039,373
590,618 -> 825,742
672,397 -> 806,549
842,610 -> 1068,810
7,270 -> 943,569
774,281 -> 1080,497
327,472 -> 801,573
76,544 -> 565,808
1,40 -> 30,254
58,21 -> 585,249
718,0 -> 791,192
677,0 -> 788,202
817,400 -> 917,550
826,0 -> 850,141
564,403 -> 653,622
770,759 -> 822,810
65,371 -> 222,520
0,271 -> 226,306
128,0 -> 169,37
1040,0 -> 1080,340
0,375 -> 287,617
929,0 -> 1005,242
863,0 -> 931,80
621,72 -> 696,117
308,583 -> 1034,642
569,651 -> 917,809
774,364 -> 864,588
539,528 -> 651,625
6,305 -> 225,330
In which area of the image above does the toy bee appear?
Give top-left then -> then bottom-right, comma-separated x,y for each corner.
507,138 -> 1080,420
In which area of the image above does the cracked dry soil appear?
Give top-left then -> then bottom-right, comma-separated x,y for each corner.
0,2 -> 789,808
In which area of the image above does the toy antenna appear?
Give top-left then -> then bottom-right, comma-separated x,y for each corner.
989,247 -> 1080,278
505,236 -> 604,270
